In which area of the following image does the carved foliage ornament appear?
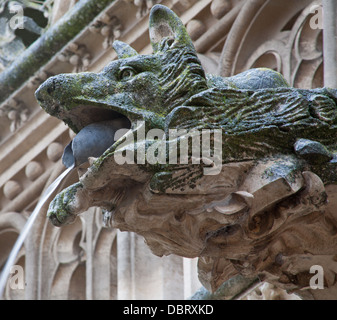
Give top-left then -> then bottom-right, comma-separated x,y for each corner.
0,98 -> 29,132
35,5 -> 337,298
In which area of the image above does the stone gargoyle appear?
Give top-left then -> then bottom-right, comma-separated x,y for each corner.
35,4 -> 337,299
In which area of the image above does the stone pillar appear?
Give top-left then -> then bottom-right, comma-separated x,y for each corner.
117,231 -> 133,299
183,258 -> 202,298
117,231 -> 185,300
323,0 -> 337,87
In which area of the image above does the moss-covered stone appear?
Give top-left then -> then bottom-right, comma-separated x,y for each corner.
0,0 -> 114,104
36,4 -> 337,227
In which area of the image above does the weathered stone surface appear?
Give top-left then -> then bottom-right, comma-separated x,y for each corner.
294,138 -> 333,164
35,4 -> 337,299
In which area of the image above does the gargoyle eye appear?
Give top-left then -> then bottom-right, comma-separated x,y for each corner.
119,67 -> 136,80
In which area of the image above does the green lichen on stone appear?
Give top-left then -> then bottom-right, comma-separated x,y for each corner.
36,4 -> 337,176
261,155 -> 303,184
47,182 -> 82,226
35,4 -> 337,226
0,0 -> 115,104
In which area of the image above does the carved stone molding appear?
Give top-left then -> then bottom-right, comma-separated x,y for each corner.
0,99 -> 29,133
125,0 -> 161,18
89,14 -> 122,50
219,0 -> 323,89
57,43 -> 92,72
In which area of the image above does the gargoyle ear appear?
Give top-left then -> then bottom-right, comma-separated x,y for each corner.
149,4 -> 195,53
112,40 -> 138,59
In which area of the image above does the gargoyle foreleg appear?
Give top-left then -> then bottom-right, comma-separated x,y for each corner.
47,182 -> 90,227
47,178 -> 127,227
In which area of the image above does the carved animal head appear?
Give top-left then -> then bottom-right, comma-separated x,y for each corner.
36,4 -> 337,168
35,5 -> 208,136
36,5 -> 337,296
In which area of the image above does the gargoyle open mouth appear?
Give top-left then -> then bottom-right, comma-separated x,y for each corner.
59,103 -> 131,132
34,66 -> 145,167
53,103 -> 132,169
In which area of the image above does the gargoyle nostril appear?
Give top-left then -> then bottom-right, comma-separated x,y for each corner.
46,78 -> 56,95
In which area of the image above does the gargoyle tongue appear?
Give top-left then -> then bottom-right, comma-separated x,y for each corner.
62,118 -> 130,168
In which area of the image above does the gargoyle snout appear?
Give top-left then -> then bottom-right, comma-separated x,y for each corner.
35,76 -> 58,104
36,72 -> 99,108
